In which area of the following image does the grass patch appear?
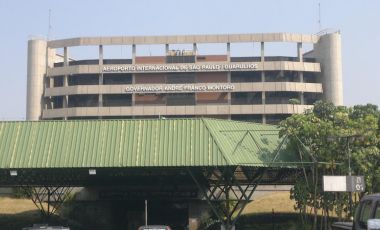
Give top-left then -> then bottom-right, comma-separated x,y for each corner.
243,191 -> 297,214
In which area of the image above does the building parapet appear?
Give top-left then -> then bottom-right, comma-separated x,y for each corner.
47,33 -> 319,48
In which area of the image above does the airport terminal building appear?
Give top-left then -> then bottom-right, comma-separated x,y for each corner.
26,32 -> 343,123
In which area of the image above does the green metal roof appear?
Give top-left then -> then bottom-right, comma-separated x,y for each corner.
0,118 -> 298,169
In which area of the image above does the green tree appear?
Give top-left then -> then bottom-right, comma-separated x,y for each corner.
279,101 -> 379,228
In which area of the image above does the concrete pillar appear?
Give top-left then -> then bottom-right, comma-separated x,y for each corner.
62,47 -> 69,113
165,44 -> 169,55
313,32 -> 343,105
99,45 -> 103,65
131,44 -> 137,107
300,92 -> 304,105
227,42 -> 231,62
26,39 -> 48,120
99,45 -> 103,109
297,42 -> 303,109
227,71 -> 231,119
193,43 -> 197,56
132,44 -> 136,64
261,72 -> 265,106
64,47 -> 69,66
262,114 -> 267,124
261,51 -> 266,124
299,72 -> 304,83
131,74 -> 135,106
297,42 -> 303,62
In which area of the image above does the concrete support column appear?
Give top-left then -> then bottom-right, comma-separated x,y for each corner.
132,44 -> 136,64
99,74 -> 103,85
227,42 -> 231,62
261,58 -> 266,124
193,43 -> 198,109
99,45 -> 104,109
300,93 -> 305,105
132,44 -> 137,107
26,39 -> 48,120
99,94 -> 103,108
99,45 -> 103,65
313,32 -> 343,105
299,70 -> 304,105
165,44 -> 169,55
131,74 -> 136,106
63,47 -> 69,115
299,72 -> 304,83
227,71 -> 232,119
261,71 -> 265,105
43,44 -> 55,116
64,47 -> 69,66
227,42 -> 232,119
297,42 -> 303,62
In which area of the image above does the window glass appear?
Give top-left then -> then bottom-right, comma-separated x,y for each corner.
68,74 -> 99,86
103,73 -> 132,85
359,200 -> 373,228
375,201 -> 380,219
231,71 -> 261,83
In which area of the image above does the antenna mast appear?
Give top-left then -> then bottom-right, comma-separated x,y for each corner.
47,9 -> 52,40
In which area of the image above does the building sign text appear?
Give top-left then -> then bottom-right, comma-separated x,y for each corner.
103,63 -> 258,73
124,84 -> 235,93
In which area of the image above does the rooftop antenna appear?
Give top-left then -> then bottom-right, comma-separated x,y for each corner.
318,2 -> 322,31
47,9 -> 52,40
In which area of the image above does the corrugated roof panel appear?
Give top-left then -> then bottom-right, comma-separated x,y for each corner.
203,119 -> 284,166
0,118 -> 297,169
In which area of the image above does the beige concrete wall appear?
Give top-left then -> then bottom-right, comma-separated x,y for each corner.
197,72 -> 228,83
42,104 -> 312,118
31,32 -> 341,121
135,73 -> 166,84
313,32 -> 343,105
47,33 -> 319,48
44,82 -> 323,97
47,61 -> 321,77
26,39 -> 48,120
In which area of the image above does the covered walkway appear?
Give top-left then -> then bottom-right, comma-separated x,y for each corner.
0,118 -> 308,229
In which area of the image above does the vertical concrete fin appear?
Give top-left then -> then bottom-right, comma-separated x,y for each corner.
314,32 -> 343,105
26,39 -> 48,120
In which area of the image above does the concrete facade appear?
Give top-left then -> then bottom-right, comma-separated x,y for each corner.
26,40 -> 47,120
26,32 -> 343,123
313,32 -> 344,105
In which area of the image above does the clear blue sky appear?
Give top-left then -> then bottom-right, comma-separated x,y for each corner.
0,0 -> 379,120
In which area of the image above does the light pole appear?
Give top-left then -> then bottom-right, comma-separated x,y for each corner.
145,199 -> 148,226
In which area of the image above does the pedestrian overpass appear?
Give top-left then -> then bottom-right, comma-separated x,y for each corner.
0,118 -> 310,229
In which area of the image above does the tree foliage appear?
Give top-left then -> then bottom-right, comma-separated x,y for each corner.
279,101 -> 380,226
